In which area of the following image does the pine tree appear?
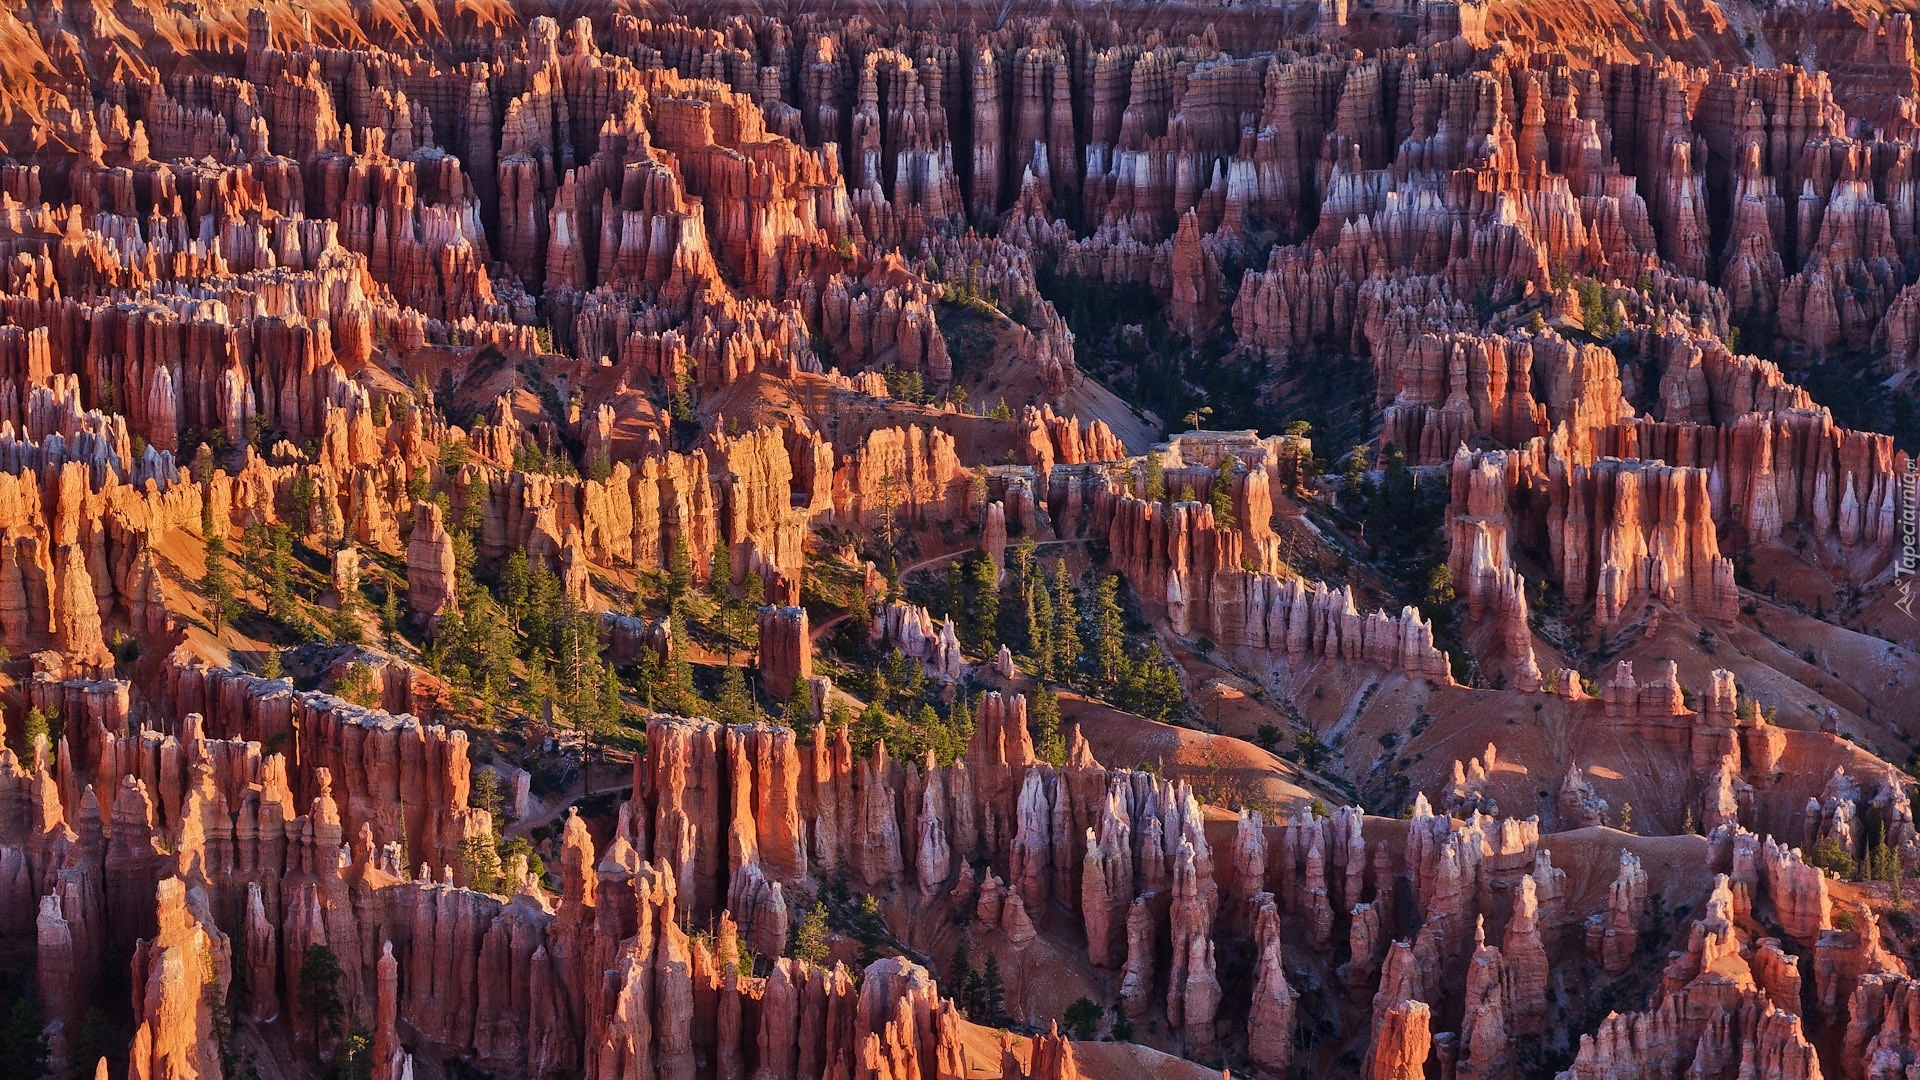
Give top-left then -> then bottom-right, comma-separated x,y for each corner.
849,698 -> 881,750
205,535 -> 240,633
980,952 -> 1005,1025
470,766 -> 503,822
598,666 -> 624,739
633,647 -> 662,709
522,561 -> 562,653
1027,576 -> 1054,681
792,902 -> 832,965
786,674 -> 815,725
949,693 -> 975,739
554,609 -> 602,729
848,585 -> 872,639
329,594 -> 366,646
1009,538 -> 1036,595
481,602 -> 517,706
1,996 -> 47,1080
298,944 -> 346,1042
290,473 -> 318,534
463,468 -> 489,533
501,550 -> 532,630
1006,540 -> 1035,650
1116,645 -> 1184,721
717,664 -> 757,724
21,706 -> 48,750
1209,460 -> 1236,528
739,572 -> 765,650
946,561 -> 966,628
266,526 -> 296,624
665,613 -> 697,714
948,944 -> 974,1017
709,539 -> 733,599
459,834 -> 502,893
381,589 -> 401,646
1089,574 -> 1126,689
1065,997 -> 1102,1040
668,536 -> 694,603
966,552 -> 1000,653
451,530 -> 478,598
1143,453 -> 1165,501
1050,562 -> 1082,684
1029,687 -> 1065,765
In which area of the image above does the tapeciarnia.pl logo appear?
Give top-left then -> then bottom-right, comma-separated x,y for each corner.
1899,457 -> 1918,619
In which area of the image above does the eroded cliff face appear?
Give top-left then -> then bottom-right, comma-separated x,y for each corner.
2,2 -> 1920,1080
10,635 -> 1918,1080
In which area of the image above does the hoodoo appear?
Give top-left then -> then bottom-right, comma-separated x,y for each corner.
1,1 -> 1919,1079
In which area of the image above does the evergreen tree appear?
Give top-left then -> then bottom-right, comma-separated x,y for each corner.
598,666 -> 624,738
290,473 -> 318,534
1009,538 -> 1036,594
948,945 -> 974,1017
1143,453 -> 1166,501
329,595 -> 366,646
1343,445 -> 1371,495
1089,575 -> 1126,689
21,707 -> 48,750
739,572 -> 765,648
709,539 -> 733,600
463,468 -> 489,533
1027,576 -> 1054,682
72,1006 -> 111,1079
1116,645 -> 1184,721
298,944 -> 346,1042
980,953 -> 1005,1025
337,1022 -> 375,1080
480,602 -> 517,705
633,648 -> 662,710
1209,460 -> 1236,528
459,833 -> 502,893
852,700 -> 890,755
1050,562 -> 1082,684
785,674 -> 815,726
1007,538 -> 1037,651
966,552 -> 1000,653
1029,687 -> 1065,765
205,535 -> 240,633
665,611 -> 698,714
266,526 -> 297,624
522,651 -> 554,719
501,550 -> 532,631
0,995 -> 46,1080
470,766 -> 503,822
375,594 -> 400,650
949,693 -> 975,743
521,561 -> 563,653
792,902 -> 832,965
554,608 -> 604,728
1064,997 -> 1102,1040
451,531 -> 478,597
667,536 -> 694,603
335,663 -> 379,708
717,664 -> 757,724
